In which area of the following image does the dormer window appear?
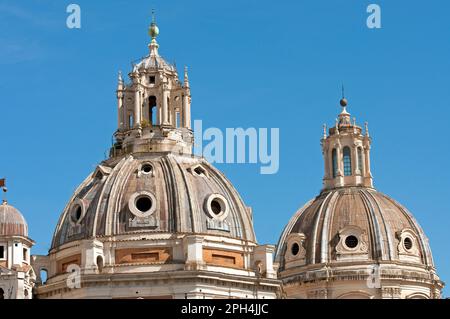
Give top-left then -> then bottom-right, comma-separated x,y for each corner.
149,76 -> 155,84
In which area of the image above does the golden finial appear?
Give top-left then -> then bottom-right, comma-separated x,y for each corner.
148,9 -> 159,39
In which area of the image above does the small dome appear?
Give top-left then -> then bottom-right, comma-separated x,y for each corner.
0,202 -> 28,237
276,187 -> 434,269
134,54 -> 176,73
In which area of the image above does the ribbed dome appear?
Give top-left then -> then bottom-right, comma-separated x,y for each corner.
51,153 -> 256,249
276,187 -> 435,269
0,202 -> 28,237
133,54 -> 176,73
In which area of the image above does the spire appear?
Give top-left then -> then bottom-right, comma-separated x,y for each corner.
338,90 -> 351,126
148,9 -> 160,56
184,66 -> 190,88
117,70 -> 123,89
365,122 -> 370,137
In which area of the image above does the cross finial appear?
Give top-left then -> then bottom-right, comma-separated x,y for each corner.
151,9 -> 156,23
342,84 -> 345,99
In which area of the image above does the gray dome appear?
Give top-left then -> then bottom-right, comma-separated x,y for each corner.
133,54 -> 176,73
276,187 -> 435,270
51,153 -> 256,249
0,202 -> 28,237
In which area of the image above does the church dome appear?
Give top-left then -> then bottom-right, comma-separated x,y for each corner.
275,98 -> 443,299
32,16 -> 278,300
0,202 -> 28,237
276,187 -> 434,269
51,153 -> 255,249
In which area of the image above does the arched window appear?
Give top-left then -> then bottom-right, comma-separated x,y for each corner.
96,256 -> 104,273
176,111 -> 181,128
357,147 -> 364,172
149,96 -> 157,125
128,114 -> 134,129
167,97 -> 171,124
40,269 -> 48,284
332,149 -> 338,178
343,147 -> 352,176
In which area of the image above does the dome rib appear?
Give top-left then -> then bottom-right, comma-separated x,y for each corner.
320,191 -> 339,264
359,189 -> 386,260
104,155 -> 133,236
365,189 -> 396,260
174,158 -> 197,233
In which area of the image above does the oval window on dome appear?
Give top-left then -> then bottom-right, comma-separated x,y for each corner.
70,201 -> 85,224
140,163 -> 153,174
204,194 -> 229,220
210,199 -> 223,215
71,206 -> 82,223
345,235 -> 359,249
404,237 -> 413,251
291,243 -> 300,256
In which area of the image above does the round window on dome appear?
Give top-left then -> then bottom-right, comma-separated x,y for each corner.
345,235 -> 359,249
404,237 -> 413,251
128,191 -> 157,217
204,194 -> 229,220
141,163 -> 153,174
291,242 -> 300,256
210,199 -> 223,215
136,196 -> 153,213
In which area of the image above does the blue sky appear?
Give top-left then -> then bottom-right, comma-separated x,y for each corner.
1,0 -> 449,296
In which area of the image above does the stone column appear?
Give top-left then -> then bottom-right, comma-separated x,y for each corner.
253,245 -> 277,279
335,143 -> 344,187
364,143 -> 373,187
353,145 -> 360,175
162,88 -> 169,125
182,93 -> 191,129
321,144 -> 329,188
134,87 -> 141,128
117,90 -> 124,130
184,235 -> 204,270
